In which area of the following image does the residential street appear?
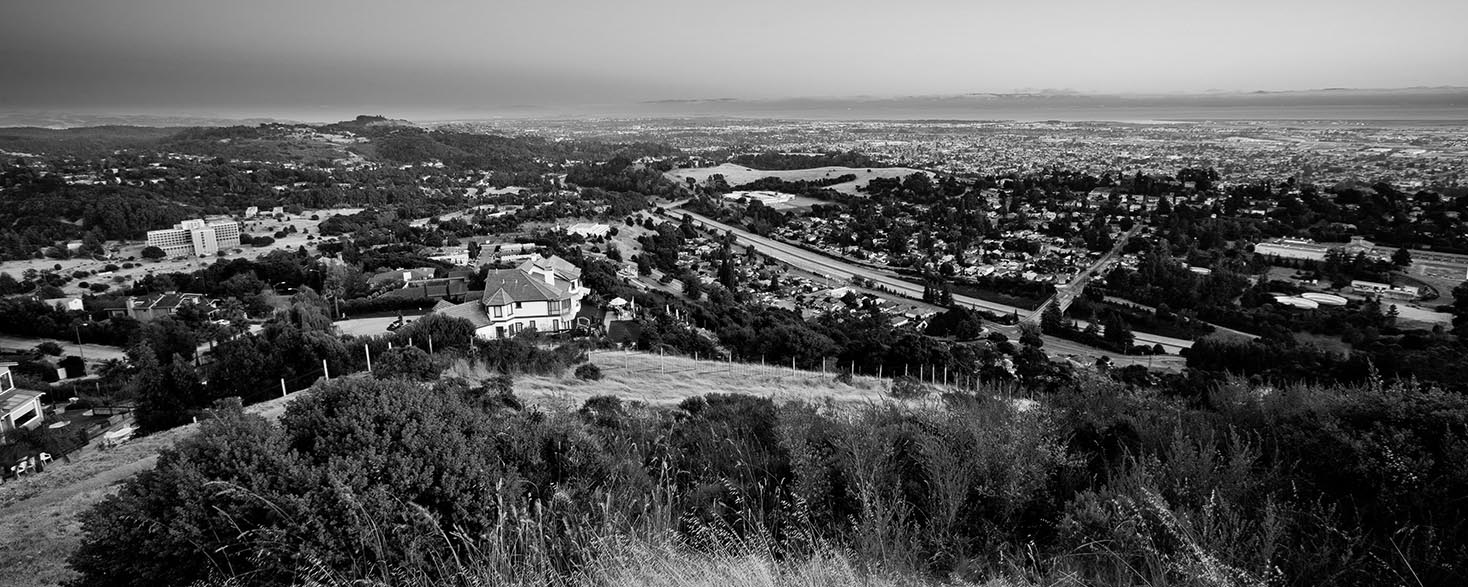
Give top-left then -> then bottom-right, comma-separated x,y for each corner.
666,206 -> 1194,360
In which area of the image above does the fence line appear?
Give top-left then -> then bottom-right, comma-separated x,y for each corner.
586,348 -> 1002,395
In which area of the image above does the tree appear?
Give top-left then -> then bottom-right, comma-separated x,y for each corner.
130,344 -> 206,433
682,272 -> 703,300
1102,312 -> 1134,350
137,317 -> 198,364
1019,322 -> 1044,348
1452,282 -> 1468,330
284,288 -> 333,332
0,272 -> 19,295
1390,248 -> 1413,268
926,307 -> 984,340
396,314 -> 476,350
1040,304 -> 1065,333
718,256 -> 737,290
67,410 -> 303,587
140,246 -> 166,260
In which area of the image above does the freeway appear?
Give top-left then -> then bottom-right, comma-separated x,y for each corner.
666,207 -> 1035,318
664,206 -> 1195,359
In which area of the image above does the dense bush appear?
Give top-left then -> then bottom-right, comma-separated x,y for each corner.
573,362 -> 602,381
68,375 -> 1468,586
473,335 -> 588,376
370,346 -> 441,381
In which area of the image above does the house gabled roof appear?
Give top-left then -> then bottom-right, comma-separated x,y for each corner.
1,388 -> 43,416
481,270 -> 568,305
484,288 -> 517,306
518,255 -> 581,282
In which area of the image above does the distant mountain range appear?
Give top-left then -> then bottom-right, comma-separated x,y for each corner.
3,87 -> 1466,127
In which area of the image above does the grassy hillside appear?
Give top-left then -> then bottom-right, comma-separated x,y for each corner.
15,349 -> 1468,587
477,349 -> 975,408
0,393 -> 301,587
0,355 -> 917,587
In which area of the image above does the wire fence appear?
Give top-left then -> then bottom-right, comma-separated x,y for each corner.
585,348 -> 1024,398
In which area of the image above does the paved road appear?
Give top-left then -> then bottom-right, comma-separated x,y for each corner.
668,208 -> 1035,318
1103,296 -> 1263,342
0,325 -> 266,367
1031,224 -> 1143,321
1067,319 -> 1194,353
666,207 -> 1193,363
0,335 -> 128,362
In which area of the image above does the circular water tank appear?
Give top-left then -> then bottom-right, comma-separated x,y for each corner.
1300,292 -> 1347,306
1275,296 -> 1320,310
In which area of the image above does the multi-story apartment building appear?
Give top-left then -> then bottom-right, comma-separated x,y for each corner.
146,218 -> 241,257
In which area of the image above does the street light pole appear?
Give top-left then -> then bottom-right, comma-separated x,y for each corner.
74,323 -> 85,363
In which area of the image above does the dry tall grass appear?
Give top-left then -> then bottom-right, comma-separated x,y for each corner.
450,349 -> 1006,410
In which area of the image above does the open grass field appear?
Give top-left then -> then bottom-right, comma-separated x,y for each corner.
496,350 -> 900,409
0,207 -> 365,299
664,164 -> 931,196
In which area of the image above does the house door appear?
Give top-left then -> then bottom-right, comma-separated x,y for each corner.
496,326 -> 506,338
552,319 -> 560,331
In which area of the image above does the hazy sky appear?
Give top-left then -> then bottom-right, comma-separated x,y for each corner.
2,0 -> 1466,119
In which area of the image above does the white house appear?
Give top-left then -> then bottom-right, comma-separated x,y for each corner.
0,363 -> 45,436
435,255 -> 588,339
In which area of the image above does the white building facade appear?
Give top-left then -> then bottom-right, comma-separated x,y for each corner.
434,256 -> 588,339
146,218 -> 242,257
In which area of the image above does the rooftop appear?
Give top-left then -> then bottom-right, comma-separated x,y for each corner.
1,387 -> 44,414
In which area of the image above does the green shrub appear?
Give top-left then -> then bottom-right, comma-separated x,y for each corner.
887,375 -> 927,399
574,363 -> 603,381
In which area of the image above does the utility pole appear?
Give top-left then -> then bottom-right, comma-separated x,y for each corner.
74,323 -> 86,363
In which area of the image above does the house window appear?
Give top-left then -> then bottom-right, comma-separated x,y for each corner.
562,300 -> 571,312
13,406 -> 38,428
492,306 -> 503,318
515,302 -> 522,309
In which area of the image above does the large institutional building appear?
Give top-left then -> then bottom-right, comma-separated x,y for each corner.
1253,236 -> 1380,262
146,218 -> 241,257
1254,236 -> 1468,280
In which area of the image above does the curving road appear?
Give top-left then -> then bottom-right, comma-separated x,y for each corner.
666,207 -> 1033,316
665,206 -> 1194,354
